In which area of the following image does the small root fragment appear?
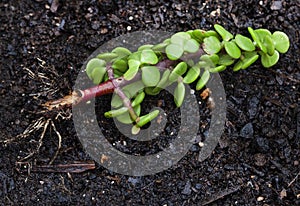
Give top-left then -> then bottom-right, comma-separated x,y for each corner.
42,90 -> 82,111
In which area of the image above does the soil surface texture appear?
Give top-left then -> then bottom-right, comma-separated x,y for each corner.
0,0 -> 299,205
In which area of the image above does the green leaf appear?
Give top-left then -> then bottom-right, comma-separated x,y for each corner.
111,90 -> 130,108
138,44 -> 154,51
86,58 -> 106,79
232,60 -> 243,72
131,91 -> 145,107
203,30 -> 219,38
255,29 -> 272,40
218,54 -> 235,66
203,36 -> 222,54
200,54 -> 216,68
112,47 -> 132,57
224,41 -> 241,59
241,51 -> 259,69
174,82 -> 185,107
104,107 -> 128,118
136,110 -> 160,127
184,39 -> 199,53
122,81 -> 145,98
152,42 -> 169,52
128,51 -> 141,61
248,27 -> 267,53
235,34 -> 255,51
170,32 -> 191,46
192,29 -> 205,42
141,66 -> 160,87
97,52 -> 119,62
272,31 -> 290,53
214,24 -> 233,41
91,66 -> 106,84
124,59 -> 140,80
196,70 -> 210,90
165,43 -> 184,60
140,49 -> 158,64
153,69 -> 171,92
183,66 -> 200,84
209,65 -> 226,73
116,105 -> 141,124
264,34 -> 275,56
169,62 -> 187,82
261,50 -> 280,68
112,59 -> 128,72
144,87 -> 160,95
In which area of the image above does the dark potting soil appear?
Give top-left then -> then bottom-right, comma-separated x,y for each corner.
0,0 -> 299,205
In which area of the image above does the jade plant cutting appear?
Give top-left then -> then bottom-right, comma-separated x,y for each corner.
44,24 -> 290,134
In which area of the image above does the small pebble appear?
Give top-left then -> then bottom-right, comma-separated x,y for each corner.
271,1 -> 282,10
240,123 -> 254,139
257,196 -> 264,201
127,26 -> 132,31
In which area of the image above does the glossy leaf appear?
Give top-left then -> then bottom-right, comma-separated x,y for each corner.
203,36 -> 221,54
140,49 -> 158,64
116,105 -> 141,124
153,69 -> 171,92
272,31 -> 290,53
144,87 -> 160,95
122,81 -> 145,98
183,66 -> 200,84
241,51 -> 259,69
166,43 -> 184,60
196,70 -> 210,90
192,29 -> 205,42
224,41 -> 241,59
174,82 -> 185,107
169,62 -> 187,82
170,32 -> 191,46
112,59 -> 128,72
131,91 -> 145,107
138,44 -> 154,51
203,30 -> 219,38
104,107 -> 128,118
235,34 -> 255,51
112,47 -> 132,57
209,65 -> 226,73
86,58 -> 106,79
261,50 -> 280,68
124,59 -> 140,80
232,60 -> 243,72
152,42 -> 169,52
218,54 -> 235,66
264,34 -> 275,56
214,24 -> 233,41
91,66 -> 106,84
184,39 -> 199,53
248,27 -> 267,53
136,110 -> 160,128
97,52 -> 119,62
141,66 -> 160,87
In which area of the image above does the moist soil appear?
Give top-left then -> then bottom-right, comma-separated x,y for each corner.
0,0 -> 299,205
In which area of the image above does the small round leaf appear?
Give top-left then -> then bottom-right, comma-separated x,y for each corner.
141,66 -> 160,87
124,59 -> 140,80
112,47 -> 132,57
218,54 -> 235,66
91,66 -> 106,84
183,66 -> 200,84
169,62 -> 187,82
235,34 -> 255,51
196,70 -> 210,90
170,32 -> 191,46
136,110 -> 160,127
184,39 -> 200,53
140,49 -> 158,64
209,65 -> 226,73
241,52 -> 259,69
214,24 -> 233,41
203,36 -> 222,54
174,82 -> 185,107
272,31 -> 290,53
261,50 -> 280,68
86,58 -> 106,79
166,44 -> 184,60
97,52 -> 119,62
224,41 -> 241,59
